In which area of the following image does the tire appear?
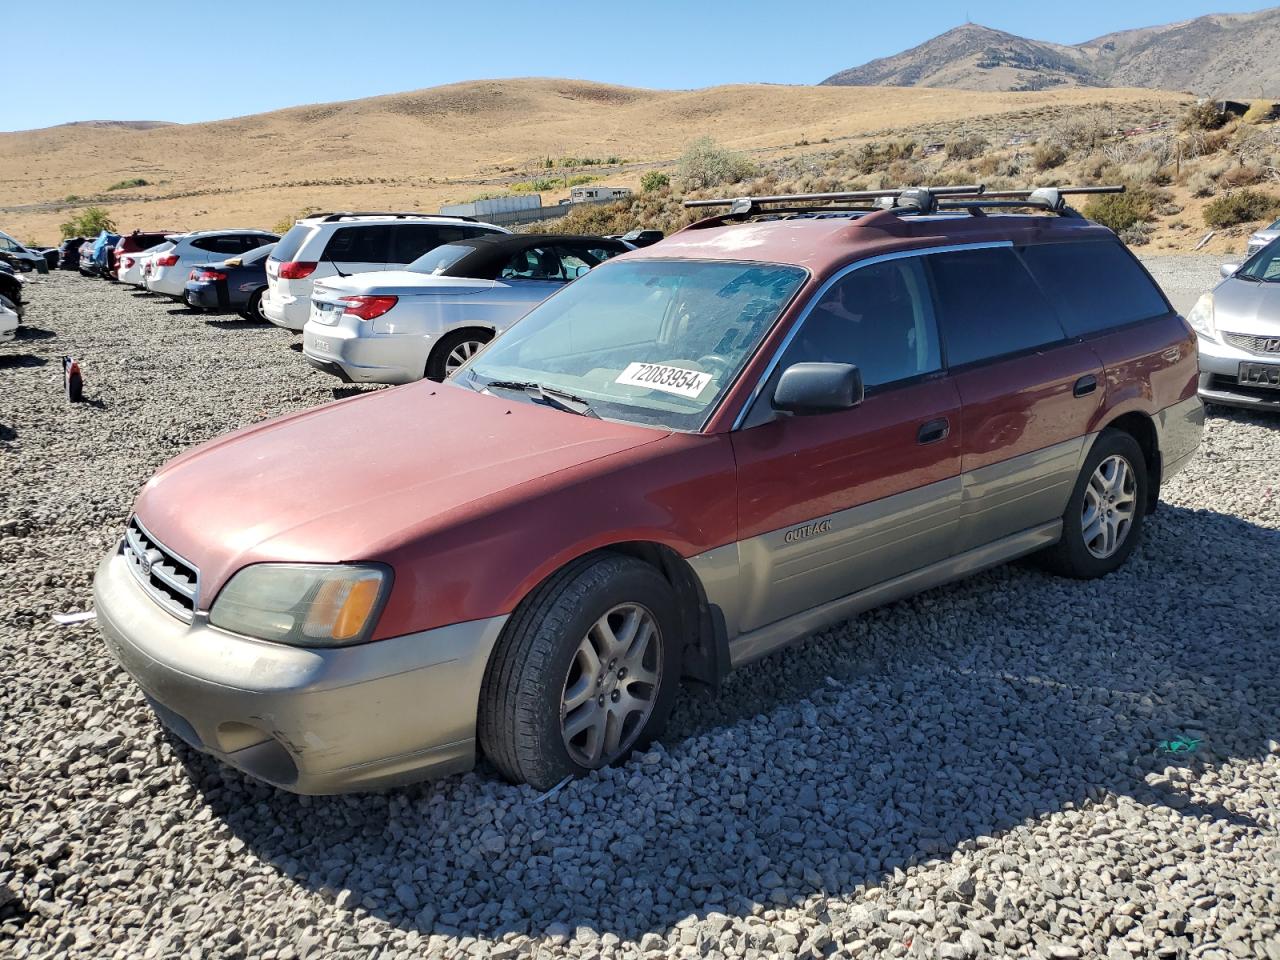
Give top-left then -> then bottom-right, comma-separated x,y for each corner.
479,553 -> 682,790
1038,429 -> 1148,579
239,289 -> 268,323
426,328 -> 493,382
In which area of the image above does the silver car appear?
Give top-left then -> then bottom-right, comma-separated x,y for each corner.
1189,237 -> 1280,410
1247,218 -> 1280,257
303,234 -> 632,384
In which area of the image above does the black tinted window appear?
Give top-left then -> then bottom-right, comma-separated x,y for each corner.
779,257 -> 941,389
193,235 -> 249,255
322,226 -> 390,262
928,248 -> 1066,367
388,224 -> 443,264
1019,241 -> 1168,336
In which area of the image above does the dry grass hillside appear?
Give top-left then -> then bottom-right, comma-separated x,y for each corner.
0,78 -> 1184,243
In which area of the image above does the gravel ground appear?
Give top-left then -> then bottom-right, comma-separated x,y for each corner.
2,265 -> 1279,960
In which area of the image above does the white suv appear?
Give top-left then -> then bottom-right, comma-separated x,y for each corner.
145,230 -> 278,298
261,212 -> 508,331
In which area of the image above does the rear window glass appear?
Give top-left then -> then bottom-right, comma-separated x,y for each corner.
928,247 -> 1066,367
271,224 -> 312,262
1019,241 -> 1168,337
407,243 -> 477,274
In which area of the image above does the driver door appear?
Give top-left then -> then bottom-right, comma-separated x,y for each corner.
729,256 -> 963,634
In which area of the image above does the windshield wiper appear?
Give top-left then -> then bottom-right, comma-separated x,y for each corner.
482,379 -> 598,418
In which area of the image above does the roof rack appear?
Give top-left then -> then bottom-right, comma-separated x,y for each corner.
682,184 -> 1123,226
303,211 -> 479,223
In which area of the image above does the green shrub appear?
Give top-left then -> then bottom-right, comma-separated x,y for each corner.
1203,189 -> 1280,228
106,178 -> 148,191
1082,192 -> 1155,233
640,170 -> 670,193
58,206 -> 115,238
676,136 -> 757,189
1032,142 -> 1067,171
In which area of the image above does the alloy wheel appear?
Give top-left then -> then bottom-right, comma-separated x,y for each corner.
560,602 -> 662,768
1082,454 -> 1136,559
444,339 -> 483,375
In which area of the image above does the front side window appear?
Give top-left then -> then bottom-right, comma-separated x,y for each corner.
501,247 -> 565,281
1019,241 -> 1168,336
928,247 -> 1066,367
462,259 -> 807,430
778,257 -> 941,390
1237,239 -> 1280,282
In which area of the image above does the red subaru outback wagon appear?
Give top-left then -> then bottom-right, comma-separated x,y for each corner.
94,185 -> 1203,793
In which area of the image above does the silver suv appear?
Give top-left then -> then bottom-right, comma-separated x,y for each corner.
262,212 -> 508,331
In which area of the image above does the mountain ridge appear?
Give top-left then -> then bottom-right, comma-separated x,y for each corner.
821,8 -> 1280,95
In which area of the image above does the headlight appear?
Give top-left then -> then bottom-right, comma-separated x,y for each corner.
210,563 -> 392,647
1186,293 -> 1215,340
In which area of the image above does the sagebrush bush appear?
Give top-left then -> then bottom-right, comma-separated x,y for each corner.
1203,189 -> 1280,228
676,137 -> 757,189
1082,192 -> 1156,233
945,136 -> 988,161
106,178 -> 148,191
1032,142 -> 1067,171
1181,101 -> 1228,132
1218,165 -> 1265,189
640,171 -> 670,193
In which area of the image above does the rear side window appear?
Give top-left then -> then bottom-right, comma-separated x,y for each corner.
322,226 -> 390,262
1019,241 -> 1168,336
388,224 -> 445,264
272,224 -> 312,262
928,247 -> 1066,367
192,235 -> 250,255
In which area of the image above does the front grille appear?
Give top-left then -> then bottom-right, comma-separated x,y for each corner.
121,517 -> 199,621
1222,331 -> 1280,355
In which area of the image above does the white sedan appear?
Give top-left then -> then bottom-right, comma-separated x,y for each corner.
302,234 -> 632,384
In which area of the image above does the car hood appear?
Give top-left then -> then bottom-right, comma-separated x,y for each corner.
1213,276 -> 1280,334
133,382 -> 666,605
313,271 -> 496,298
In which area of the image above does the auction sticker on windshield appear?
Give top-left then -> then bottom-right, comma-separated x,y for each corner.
616,362 -> 713,399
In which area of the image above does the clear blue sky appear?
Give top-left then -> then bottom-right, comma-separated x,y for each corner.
4,0 -> 1275,131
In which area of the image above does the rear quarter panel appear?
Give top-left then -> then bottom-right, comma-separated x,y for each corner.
1085,314 -> 1199,430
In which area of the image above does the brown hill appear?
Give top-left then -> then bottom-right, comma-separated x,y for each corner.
0,77 -> 1181,243
821,8 -> 1280,95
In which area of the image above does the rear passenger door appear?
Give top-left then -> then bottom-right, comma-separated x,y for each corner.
731,255 -> 964,636
322,225 -> 391,275
926,245 -> 1104,552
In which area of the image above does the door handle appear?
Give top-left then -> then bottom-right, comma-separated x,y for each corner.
917,417 -> 950,445
1073,375 -> 1098,398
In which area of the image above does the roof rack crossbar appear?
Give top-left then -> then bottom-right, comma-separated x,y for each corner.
683,185 -> 983,210
303,211 -> 479,223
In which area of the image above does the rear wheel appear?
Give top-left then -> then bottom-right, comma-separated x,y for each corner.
426,329 -> 492,381
1039,429 -> 1147,579
479,554 -> 681,790
240,290 -> 268,322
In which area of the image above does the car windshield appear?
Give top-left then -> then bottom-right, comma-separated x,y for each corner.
459,258 -> 808,431
1266,218 -> 1280,232
406,243 -> 476,275
1237,239 -> 1280,282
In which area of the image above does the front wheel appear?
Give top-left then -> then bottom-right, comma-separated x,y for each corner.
479,554 -> 681,790
1039,429 -> 1148,579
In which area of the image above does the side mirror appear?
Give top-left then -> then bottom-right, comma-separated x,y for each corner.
773,362 -> 864,415
572,264 -> 590,278
1221,263 -> 1239,278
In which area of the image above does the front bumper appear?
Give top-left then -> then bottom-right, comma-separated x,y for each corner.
94,549 -> 507,793
1197,337 -> 1280,411
302,321 -> 429,385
